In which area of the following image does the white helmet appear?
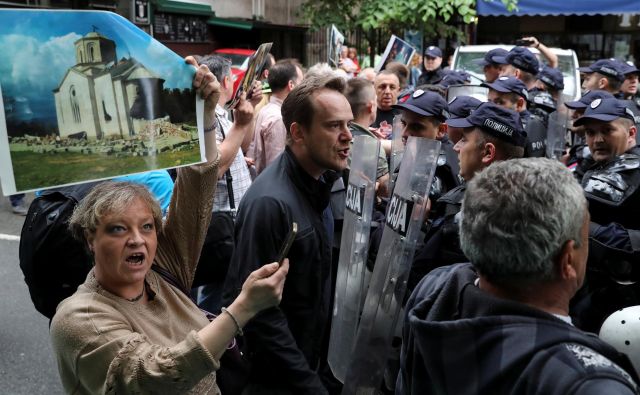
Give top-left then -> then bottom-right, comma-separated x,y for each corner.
599,305 -> 640,376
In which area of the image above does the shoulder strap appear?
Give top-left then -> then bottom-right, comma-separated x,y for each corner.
216,116 -> 236,211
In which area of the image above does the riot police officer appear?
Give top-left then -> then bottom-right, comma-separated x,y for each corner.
445,95 -> 482,144
496,46 -> 540,90
392,89 -> 460,201
483,76 -> 548,157
618,61 -> 640,144
472,48 -> 509,83
569,97 -> 640,333
563,90 -> 615,175
408,102 -> 526,292
368,91 -> 457,270
536,65 -> 565,104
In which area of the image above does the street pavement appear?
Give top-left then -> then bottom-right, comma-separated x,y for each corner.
0,193 -> 64,394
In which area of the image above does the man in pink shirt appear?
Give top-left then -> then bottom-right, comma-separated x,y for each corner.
250,60 -> 304,175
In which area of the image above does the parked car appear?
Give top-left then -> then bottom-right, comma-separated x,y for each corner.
451,44 -> 581,102
212,48 -> 256,95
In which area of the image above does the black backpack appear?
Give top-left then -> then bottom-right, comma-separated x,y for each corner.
19,182 -> 100,319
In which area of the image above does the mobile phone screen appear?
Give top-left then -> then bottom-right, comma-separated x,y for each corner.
276,222 -> 298,265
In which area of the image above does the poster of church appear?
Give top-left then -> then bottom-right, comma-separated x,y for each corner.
0,9 -> 205,195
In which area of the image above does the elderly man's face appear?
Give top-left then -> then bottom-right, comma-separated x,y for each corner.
583,118 -> 635,163
374,74 -> 400,111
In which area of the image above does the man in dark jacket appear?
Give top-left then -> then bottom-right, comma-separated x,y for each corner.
398,158 -> 640,395
569,98 -> 640,333
222,75 -> 353,394
417,46 -> 446,86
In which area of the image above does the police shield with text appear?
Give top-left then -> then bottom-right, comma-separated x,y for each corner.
328,136 -> 381,383
342,137 -> 441,394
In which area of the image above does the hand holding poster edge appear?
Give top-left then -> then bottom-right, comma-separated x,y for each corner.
374,35 -> 417,73
226,42 -> 273,110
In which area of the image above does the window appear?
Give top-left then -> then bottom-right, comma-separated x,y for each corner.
70,86 -> 81,123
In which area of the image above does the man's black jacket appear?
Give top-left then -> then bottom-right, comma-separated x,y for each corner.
222,147 -> 337,394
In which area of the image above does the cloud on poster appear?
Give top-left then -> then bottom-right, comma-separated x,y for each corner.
144,39 -> 192,89
0,32 -> 79,97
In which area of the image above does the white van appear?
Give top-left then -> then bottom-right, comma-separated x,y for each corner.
450,44 -> 581,102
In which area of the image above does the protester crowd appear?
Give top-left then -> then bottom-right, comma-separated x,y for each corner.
25,34 -> 640,394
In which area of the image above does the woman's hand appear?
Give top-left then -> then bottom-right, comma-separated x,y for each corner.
185,56 -> 221,113
198,260 -> 288,359
237,259 -> 289,315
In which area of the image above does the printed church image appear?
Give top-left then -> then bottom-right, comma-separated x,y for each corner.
53,30 -> 164,140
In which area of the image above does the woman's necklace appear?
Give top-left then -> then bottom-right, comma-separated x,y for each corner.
126,287 -> 145,302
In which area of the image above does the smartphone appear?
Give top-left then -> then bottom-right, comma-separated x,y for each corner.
276,222 -> 298,265
515,39 -> 534,46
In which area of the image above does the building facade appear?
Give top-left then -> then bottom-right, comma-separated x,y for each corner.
54,32 -> 162,140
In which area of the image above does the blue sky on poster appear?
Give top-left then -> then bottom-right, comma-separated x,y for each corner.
0,9 -> 194,122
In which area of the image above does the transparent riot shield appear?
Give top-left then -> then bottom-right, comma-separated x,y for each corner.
446,84 -> 489,103
328,135 -> 381,383
341,137 -> 441,395
546,110 -> 570,160
545,93 -> 571,160
389,115 -> 404,191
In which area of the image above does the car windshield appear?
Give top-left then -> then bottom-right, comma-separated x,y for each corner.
218,53 -> 251,69
454,51 -> 578,101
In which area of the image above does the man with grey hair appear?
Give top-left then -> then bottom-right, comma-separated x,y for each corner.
397,158 -> 640,394
195,54 -> 258,312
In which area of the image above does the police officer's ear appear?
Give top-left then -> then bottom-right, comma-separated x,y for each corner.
481,142 -> 497,165
628,125 -> 637,144
516,96 -> 527,112
597,76 -> 609,90
437,122 -> 447,140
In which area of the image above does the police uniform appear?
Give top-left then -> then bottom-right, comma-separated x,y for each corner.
564,90 -> 616,175
368,90 -> 458,271
391,89 -> 460,201
471,48 -> 509,83
569,98 -> 640,333
417,46 -> 446,86
617,60 -> 640,144
521,108 -> 547,157
483,76 -> 547,158
409,102 -> 527,293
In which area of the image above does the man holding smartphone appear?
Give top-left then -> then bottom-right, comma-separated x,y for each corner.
222,75 -> 353,394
